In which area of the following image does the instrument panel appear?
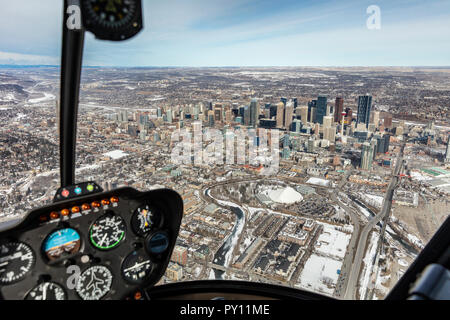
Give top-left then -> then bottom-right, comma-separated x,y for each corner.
0,187 -> 183,300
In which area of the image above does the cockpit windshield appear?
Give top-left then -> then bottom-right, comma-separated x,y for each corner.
1,0 -> 449,300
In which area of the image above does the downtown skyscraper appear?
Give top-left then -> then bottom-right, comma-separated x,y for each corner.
250,98 -> 259,128
314,96 -> 327,125
357,95 -> 372,129
334,97 -> 344,123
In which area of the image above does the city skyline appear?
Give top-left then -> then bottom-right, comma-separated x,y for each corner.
1,0 -> 450,67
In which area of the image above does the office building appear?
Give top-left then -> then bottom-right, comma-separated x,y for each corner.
171,246 -> 188,266
166,109 -> 173,123
360,142 -> 374,170
334,97 -> 344,123
292,119 -> 302,133
307,138 -> 315,153
276,102 -> 284,128
208,110 -> 215,127
384,114 -> 393,129
357,95 -> 372,129
314,96 -> 327,124
260,119 -> 277,129
299,106 -> 308,124
371,110 -> 380,127
250,99 -> 259,128
284,102 -> 294,130
323,115 -> 333,129
166,263 -> 183,281
244,106 -> 250,126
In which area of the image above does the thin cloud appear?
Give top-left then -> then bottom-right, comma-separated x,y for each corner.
0,51 -> 59,65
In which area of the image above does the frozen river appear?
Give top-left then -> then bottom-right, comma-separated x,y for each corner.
204,189 -> 245,279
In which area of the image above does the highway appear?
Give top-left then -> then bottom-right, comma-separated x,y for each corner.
343,148 -> 404,300
331,170 -> 362,298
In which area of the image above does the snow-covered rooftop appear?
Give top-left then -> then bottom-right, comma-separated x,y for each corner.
103,150 -> 129,160
267,186 -> 303,204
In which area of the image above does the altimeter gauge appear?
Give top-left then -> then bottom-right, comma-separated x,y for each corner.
0,242 -> 35,285
121,250 -> 152,284
90,213 -> 126,250
25,282 -> 66,300
76,265 -> 113,300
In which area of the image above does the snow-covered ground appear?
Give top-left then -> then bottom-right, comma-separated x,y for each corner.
296,254 -> 342,296
27,92 -> 55,104
410,170 -> 433,182
361,193 -> 384,209
0,93 -> 16,102
315,223 -> 352,260
358,232 -> 380,300
406,233 -> 424,249
354,202 -> 373,220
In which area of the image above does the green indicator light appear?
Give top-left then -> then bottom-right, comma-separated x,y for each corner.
87,184 -> 94,192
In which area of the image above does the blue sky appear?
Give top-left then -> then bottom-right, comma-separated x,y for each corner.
1,0 -> 450,66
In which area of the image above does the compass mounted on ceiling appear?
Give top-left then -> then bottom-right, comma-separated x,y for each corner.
80,0 -> 143,41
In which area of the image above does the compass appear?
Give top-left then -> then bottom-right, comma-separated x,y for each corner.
80,0 -> 143,41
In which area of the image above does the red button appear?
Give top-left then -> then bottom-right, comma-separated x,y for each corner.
61,189 -> 70,197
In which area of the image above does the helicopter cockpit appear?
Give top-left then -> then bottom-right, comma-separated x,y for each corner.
0,0 -> 449,302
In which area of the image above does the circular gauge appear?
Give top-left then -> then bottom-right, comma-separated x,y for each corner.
122,250 -> 153,284
76,265 -> 113,300
145,231 -> 169,255
43,228 -> 81,261
90,213 -> 126,250
25,282 -> 66,300
83,0 -> 137,29
131,204 -> 161,236
0,242 -> 35,285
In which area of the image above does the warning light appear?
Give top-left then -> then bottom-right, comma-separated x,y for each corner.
61,189 -> 70,198
50,212 -> 59,220
92,201 -> 101,208
134,291 -> 142,300
72,206 -> 81,214
110,196 -> 119,203
101,199 -> 110,206
61,209 -> 70,217
81,203 -> 91,211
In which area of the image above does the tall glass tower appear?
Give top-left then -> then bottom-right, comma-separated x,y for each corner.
357,95 -> 372,129
314,96 -> 327,124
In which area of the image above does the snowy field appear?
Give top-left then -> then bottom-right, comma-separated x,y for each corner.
27,92 -> 55,104
296,254 -> 342,296
315,223 -> 351,260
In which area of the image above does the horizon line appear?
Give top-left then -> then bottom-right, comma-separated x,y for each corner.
1,64 -> 450,69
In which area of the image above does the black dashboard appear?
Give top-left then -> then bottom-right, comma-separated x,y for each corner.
0,187 -> 183,300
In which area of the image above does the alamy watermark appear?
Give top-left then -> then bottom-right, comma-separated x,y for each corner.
367,5 -> 381,30
170,122 -> 280,176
